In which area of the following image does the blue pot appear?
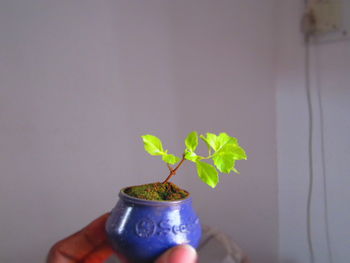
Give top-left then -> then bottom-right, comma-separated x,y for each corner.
106,188 -> 202,263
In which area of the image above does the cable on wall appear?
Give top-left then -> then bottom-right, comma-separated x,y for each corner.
302,2 -> 334,262
304,33 -> 315,263
301,6 -> 316,262
304,34 -> 334,263
315,45 -> 334,263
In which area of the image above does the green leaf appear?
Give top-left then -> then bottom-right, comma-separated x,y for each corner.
196,161 -> 219,188
232,144 -> 247,160
200,133 -> 218,151
200,132 -> 242,156
162,154 -> 180,165
212,135 -> 246,173
218,143 -> 247,160
141,135 -> 165,156
217,133 -> 236,149
212,153 -> 236,174
184,150 -> 200,162
185,131 -> 198,152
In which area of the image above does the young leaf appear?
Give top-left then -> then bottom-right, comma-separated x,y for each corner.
218,143 -> 247,160
217,133 -> 234,147
184,150 -> 200,162
196,161 -> 219,188
185,131 -> 199,152
213,133 -> 237,154
212,153 -> 236,174
141,135 -> 165,156
232,144 -> 247,160
200,133 -> 218,152
162,154 -> 180,165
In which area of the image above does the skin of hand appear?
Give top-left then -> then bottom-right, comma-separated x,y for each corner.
47,213 -> 198,263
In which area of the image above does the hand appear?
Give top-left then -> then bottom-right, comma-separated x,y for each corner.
47,213 -> 114,263
47,213 -> 198,263
155,245 -> 197,263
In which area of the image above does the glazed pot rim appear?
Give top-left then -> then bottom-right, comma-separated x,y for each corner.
119,187 -> 192,206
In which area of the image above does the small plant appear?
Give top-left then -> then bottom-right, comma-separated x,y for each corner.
106,132 -> 247,261
141,131 -> 247,188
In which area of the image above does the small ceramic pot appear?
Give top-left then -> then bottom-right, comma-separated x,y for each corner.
106,188 -> 202,263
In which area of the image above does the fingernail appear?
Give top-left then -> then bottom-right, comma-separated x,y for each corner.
166,245 -> 197,263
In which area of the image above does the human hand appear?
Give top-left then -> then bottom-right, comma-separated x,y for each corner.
47,213 -> 114,263
155,244 -> 197,263
47,213 -> 198,263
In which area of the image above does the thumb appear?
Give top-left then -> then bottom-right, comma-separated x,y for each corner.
156,245 -> 198,263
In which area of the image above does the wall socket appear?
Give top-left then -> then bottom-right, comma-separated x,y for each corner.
310,0 -> 341,34
307,0 -> 350,43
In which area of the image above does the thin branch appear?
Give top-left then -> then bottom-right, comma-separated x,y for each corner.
162,154 -> 186,184
167,163 -> 173,172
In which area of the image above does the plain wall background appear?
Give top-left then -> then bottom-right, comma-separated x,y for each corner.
0,1 -> 278,262
277,1 -> 350,263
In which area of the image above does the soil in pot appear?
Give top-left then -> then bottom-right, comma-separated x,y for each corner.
124,182 -> 188,201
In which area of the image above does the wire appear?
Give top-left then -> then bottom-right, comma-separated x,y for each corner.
315,47 -> 334,263
304,34 -> 315,263
302,1 -> 334,261
304,17 -> 334,263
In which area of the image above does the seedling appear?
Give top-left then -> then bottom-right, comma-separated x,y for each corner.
141,131 -> 247,188
106,132 -> 247,261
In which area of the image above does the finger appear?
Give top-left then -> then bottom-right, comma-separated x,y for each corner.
83,243 -> 115,263
155,245 -> 198,263
83,213 -> 110,246
48,213 -> 112,262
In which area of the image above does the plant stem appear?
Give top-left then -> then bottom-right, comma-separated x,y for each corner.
162,154 -> 186,184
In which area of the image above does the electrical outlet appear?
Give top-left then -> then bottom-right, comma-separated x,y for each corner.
310,0 -> 341,34
307,0 -> 350,43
